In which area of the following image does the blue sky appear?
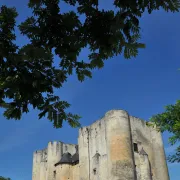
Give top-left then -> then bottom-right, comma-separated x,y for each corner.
0,0 -> 180,180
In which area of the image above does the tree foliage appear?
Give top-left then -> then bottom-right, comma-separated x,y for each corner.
0,0 -> 180,128
150,100 -> 180,163
0,176 -> 11,180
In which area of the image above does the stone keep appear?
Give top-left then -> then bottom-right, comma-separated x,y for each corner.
32,110 -> 170,180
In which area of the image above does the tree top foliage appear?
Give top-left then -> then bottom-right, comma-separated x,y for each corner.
0,176 -> 11,180
150,100 -> 180,163
0,0 -> 180,128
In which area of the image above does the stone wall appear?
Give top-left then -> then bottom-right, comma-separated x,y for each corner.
32,142 -> 77,180
151,127 -> 170,180
32,149 -> 47,180
32,109 -> 170,180
55,164 -> 79,180
78,110 -> 136,180
129,116 -> 169,180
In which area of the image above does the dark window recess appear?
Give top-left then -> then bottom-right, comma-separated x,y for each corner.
133,143 -> 138,152
53,171 -> 56,178
93,168 -> 97,175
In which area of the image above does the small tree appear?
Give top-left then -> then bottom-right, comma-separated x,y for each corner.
0,176 -> 11,180
150,100 -> 180,163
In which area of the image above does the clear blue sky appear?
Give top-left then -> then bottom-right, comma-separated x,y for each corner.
0,0 -> 180,180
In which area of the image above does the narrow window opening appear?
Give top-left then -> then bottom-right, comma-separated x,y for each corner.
93,168 -> 97,175
53,170 -> 56,178
133,143 -> 138,152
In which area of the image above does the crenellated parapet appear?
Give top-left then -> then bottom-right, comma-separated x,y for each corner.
33,149 -> 47,163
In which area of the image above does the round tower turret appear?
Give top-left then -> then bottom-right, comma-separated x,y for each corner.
105,110 -> 136,179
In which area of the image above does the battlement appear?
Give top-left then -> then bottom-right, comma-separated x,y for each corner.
47,141 -> 76,146
34,148 -> 47,154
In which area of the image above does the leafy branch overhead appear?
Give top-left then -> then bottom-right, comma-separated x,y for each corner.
0,0 -> 180,128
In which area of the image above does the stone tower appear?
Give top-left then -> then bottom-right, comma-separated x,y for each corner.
32,110 -> 169,180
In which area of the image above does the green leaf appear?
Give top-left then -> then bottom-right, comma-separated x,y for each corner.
150,100 -> 180,162
0,0 -> 180,131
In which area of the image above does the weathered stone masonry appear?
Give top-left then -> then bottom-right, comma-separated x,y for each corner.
32,110 -> 170,180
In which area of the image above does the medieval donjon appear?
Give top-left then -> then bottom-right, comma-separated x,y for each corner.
32,110 -> 169,180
